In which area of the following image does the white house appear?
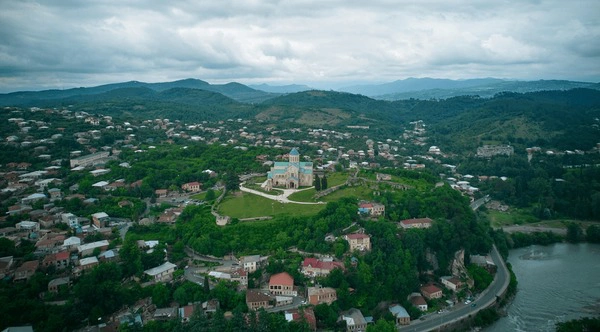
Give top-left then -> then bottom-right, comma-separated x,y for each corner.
145,262 -> 177,282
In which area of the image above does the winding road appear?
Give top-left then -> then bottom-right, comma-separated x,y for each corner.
399,245 -> 509,331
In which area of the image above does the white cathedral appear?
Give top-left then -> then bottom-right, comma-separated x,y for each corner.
264,148 -> 313,190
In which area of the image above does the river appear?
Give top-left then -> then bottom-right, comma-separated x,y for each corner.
486,243 -> 600,332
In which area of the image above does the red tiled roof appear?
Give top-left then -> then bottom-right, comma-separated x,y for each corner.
269,272 -> 293,286
56,251 -> 70,260
302,258 -> 344,271
181,305 -> 195,318
345,233 -> 370,240
421,284 -> 442,294
411,295 -> 427,306
400,217 -> 433,225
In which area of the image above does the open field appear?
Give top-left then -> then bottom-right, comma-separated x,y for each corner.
218,192 -> 324,219
287,188 -> 317,202
486,209 -> 539,227
191,190 -> 222,201
322,185 -> 372,202
324,172 -> 350,187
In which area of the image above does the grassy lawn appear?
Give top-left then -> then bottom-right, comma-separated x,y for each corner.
288,188 -> 317,202
322,185 -> 372,202
486,209 -> 539,227
191,190 -> 222,201
325,172 -> 350,187
218,192 -> 324,219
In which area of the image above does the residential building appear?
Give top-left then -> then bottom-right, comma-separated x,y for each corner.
91,212 -> 110,228
62,236 -> 81,251
77,240 -> 109,256
301,258 -> 344,277
181,182 -> 201,192
42,251 -> 70,270
421,284 -> 443,300
48,277 -> 70,293
15,221 -> 39,233
389,304 -> 411,326
410,295 -> 428,312
240,255 -> 264,273
70,151 -> 110,168
144,261 -> 177,282
265,148 -> 313,190
470,254 -> 497,273
440,276 -> 463,292
399,217 -> 433,229
285,308 -> 317,331
344,233 -> 371,252
341,308 -> 367,332
307,286 -> 337,305
14,260 -> 39,281
246,289 -> 272,311
79,256 -> 99,270
0,256 -> 14,278
269,272 -> 296,296
179,304 -> 197,323
155,189 -> 168,198
154,307 -> 178,321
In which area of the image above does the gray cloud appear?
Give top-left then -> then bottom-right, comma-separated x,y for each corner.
0,0 -> 599,92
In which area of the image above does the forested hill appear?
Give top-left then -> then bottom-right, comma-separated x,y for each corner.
23,87 -> 257,122
259,88 -> 600,152
0,78 -> 277,105
1,80 -> 599,151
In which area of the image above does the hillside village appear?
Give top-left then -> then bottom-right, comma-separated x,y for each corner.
0,105 -> 598,331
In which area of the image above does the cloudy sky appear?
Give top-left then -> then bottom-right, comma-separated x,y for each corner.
1,0 -> 599,92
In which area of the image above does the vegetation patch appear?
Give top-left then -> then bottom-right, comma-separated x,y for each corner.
486,209 -> 538,227
218,191 -> 324,218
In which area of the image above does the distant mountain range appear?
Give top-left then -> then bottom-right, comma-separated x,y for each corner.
2,77 -> 599,109
248,83 -> 312,94
0,78 -> 278,106
339,77 -> 600,100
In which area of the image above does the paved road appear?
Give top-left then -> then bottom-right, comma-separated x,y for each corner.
399,245 -> 509,331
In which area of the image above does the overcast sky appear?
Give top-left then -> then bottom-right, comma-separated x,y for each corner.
1,0 -> 599,92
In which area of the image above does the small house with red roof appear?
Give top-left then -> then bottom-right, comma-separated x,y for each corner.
181,182 -> 201,192
410,294 -> 428,311
285,308 -> 317,331
42,251 -> 70,270
14,260 -> 39,281
399,217 -> 433,229
421,284 -> 443,300
301,258 -> 344,277
269,272 -> 297,296
344,233 -> 371,252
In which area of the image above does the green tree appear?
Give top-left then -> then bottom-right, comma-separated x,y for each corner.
120,238 -> 143,277
321,175 -> 328,190
204,275 -> 210,294
566,222 -> 584,243
205,189 -> 216,201
586,224 -> 600,243
314,175 -> 321,191
152,284 -> 171,307
366,319 -> 396,332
